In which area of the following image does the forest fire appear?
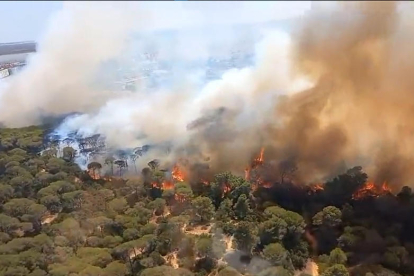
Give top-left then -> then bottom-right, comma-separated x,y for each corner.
152,180 -> 174,190
256,177 -> 272,189
161,181 -> 174,190
255,147 -> 264,164
352,181 -> 392,200
172,164 -> 185,182
222,184 -> 231,198
87,169 -> 100,180
308,183 -> 324,194
245,147 -> 265,181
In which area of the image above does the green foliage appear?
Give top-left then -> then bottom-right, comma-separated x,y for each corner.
191,196 -> 215,224
218,266 -> 241,276
148,198 -> 166,216
76,247 -> 113,267
259,217 -> 288,246
0,126 -> 411,276
313,206 -> 342,228
262,243 -> 288,266
215,198 -> 233,222
320,264 -> 349,276
329,248 -> 347,265
233,221 -> 258,252
233,194 -> 251,220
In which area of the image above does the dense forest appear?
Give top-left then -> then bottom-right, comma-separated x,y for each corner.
1,126 -> 414,276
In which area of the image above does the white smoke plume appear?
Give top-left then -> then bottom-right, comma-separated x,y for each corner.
0,1 -> 144,126
0,1 -> 312,173
9,2 -> 414,188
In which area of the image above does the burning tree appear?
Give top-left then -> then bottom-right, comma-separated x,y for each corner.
87,162 -> 102,180
352,181 -> 392,200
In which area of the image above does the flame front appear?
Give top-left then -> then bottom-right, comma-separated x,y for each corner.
172,164 -> 185,182
255,147 -> 264,164
152,181 -> 174,190
245,147 -> 265,181
352,181 -> 392,200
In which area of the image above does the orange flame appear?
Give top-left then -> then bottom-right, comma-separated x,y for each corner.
256,177 -> 272,188
308,183 -> 324,194
162,181 -> 174,190
245,147 -> 265,181
172,164 -> 185,182
87,169 -> 100,180
352,181 -> 392,199
152,181 -> 174,190
382,182 -> 392,193
222,184 -> 231,198
255,147 -> 264,163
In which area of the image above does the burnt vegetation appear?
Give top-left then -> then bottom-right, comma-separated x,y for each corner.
0,126 -> 413,276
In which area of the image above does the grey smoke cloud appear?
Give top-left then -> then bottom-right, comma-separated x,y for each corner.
3,1 -> 414,189
0,2 -> 144,126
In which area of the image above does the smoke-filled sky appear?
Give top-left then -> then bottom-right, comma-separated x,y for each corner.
0,1 -> 311,43
2,1 -> 414,188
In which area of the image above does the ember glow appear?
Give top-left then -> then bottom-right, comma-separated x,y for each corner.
352,181 -> 392,200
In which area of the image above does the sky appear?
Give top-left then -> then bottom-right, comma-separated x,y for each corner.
0,1 -> 311,43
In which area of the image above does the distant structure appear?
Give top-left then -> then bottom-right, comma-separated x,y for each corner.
0,41 -> 36,79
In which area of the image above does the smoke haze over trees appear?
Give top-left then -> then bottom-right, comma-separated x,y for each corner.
1,2 -> 414,275
1,2 -> 414,188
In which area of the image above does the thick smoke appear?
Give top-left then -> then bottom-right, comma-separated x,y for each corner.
2,2 -> 414,187
273,1 -> 414,186
58,30 -> 311,174
0,2 -> 143,126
